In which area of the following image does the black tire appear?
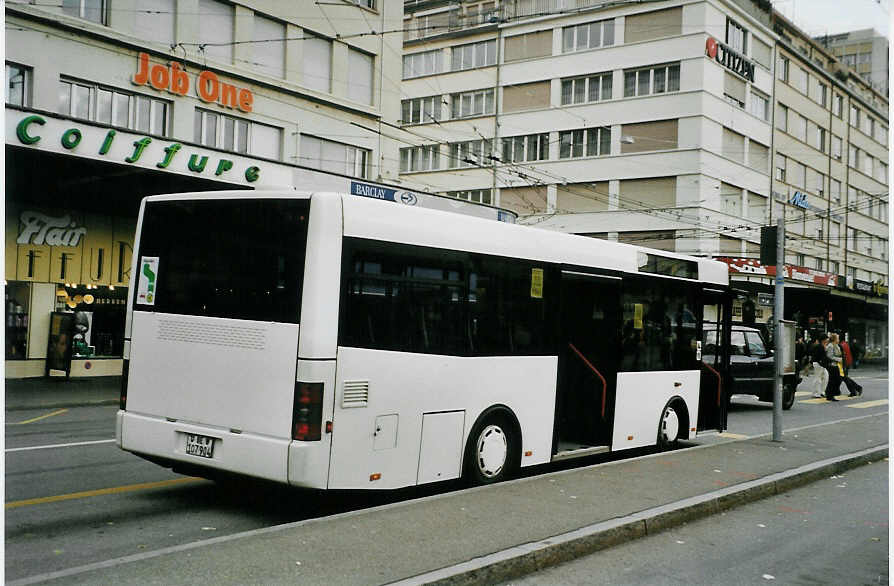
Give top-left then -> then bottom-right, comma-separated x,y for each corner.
782,382 -> 796,410
657,401 -> 685,450
463,411 -> 519,486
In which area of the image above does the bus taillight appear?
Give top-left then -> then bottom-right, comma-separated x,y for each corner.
292,382 -> 323,441
120,359 -> 129,410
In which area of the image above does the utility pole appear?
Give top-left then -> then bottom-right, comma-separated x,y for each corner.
773,216 -> 785,442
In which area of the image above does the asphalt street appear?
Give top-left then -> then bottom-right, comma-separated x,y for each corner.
4,370 -> 889,583
505,458 -> 889,585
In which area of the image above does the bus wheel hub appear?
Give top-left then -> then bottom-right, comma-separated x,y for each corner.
477,425 -> 507,478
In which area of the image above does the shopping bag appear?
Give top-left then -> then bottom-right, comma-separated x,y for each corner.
837,363 -> 844,376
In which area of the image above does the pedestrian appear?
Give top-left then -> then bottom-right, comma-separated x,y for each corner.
850,338 -> 863,369
795,335 -> 807,370
839,336 -> 863,397
824,333 -> 844,401
808,334 -> 830,399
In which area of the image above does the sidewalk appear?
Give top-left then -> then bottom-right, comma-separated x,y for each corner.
16,411 -> 888,586
4,376 -> 121,411
5,366 -> 888,412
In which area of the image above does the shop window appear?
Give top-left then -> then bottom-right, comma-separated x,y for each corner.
6,63 -> 30,107
55,285 -> 129,357
300,134 -> 369,178
5,283 -> 31,360
62,0 -> 107,25
195,109 -> 282,160
59,79 -> 170,136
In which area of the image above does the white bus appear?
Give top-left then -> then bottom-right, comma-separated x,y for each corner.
117,190 -> 732,489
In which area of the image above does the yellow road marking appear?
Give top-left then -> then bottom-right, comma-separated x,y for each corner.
718,432 -> 749,439
11,409 -> 69,425
794,391 -> 812,397
848,399 -> 889,409
799,396 -> 859,404
5,477 -> 199,509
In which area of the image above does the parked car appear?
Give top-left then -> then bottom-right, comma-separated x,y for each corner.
703,324 -> 798,410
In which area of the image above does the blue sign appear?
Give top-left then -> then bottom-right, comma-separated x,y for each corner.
789,191 -> 809,209
351,181 -> 396,202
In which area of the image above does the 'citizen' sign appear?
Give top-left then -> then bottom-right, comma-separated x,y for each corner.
705,37 -> 755,82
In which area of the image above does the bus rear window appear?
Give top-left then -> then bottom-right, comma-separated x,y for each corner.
135,198 -> 309,323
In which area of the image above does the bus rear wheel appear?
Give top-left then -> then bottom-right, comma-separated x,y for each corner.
464,412 -> 519,486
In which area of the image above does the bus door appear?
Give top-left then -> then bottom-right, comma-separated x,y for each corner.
698,288 -> 731,432
553,271 -> 621,456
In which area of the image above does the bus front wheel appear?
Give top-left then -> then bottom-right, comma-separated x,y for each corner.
657,401 -> 685,449
464,411 -> 519,486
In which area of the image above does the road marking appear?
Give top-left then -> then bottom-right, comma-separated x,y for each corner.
718,432 -> 749,439
9,409 -> 69,425
6,439 -> 116,453
794,391 -> 812,397
848,399 -> 889,409
799,396 -> 858,404
5,477 -> 199,510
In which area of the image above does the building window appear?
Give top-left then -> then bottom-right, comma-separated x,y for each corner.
877,161 -> 888,184
861,113 -> 873,137
348,48 -> 374,105
198,0 -> 234,64
833,94 -> 843,117
776,55 -> 789,81
448,139 -> 493,168
849,105 -> 859,127
403,49 -> 441,79
841,54 -> 856,67
559,127 -> 610,159
300,135 -> 368,178
849,145 -> 858,168
830,179 -> 841,204
811,124 -> 827,153
450,40 -> 496,71
623,63 -> 680,97
62,0 -> 107,24
501,133 -> 549,163
874,123 -> 887,145
774,153 -> 786,182
561,72 -> 612,105
751,36 -> 771,69
776,104 -> 788,131
861,152 -> 873,177
831,134 -> 842,160
446,189 -> 492,204
504,30 -> 553,62
450,88 -> 495,119
726,19 -> 747,54
303,34 -> 332,92
59,79 -> 170,135
252,15 -> 285,79
792,67 -> 808,93
749,89 -> 769,121
195,109 -> 282,159
401,96 -> 441,125
788,160 -> 806,188
562,19 -> 615,52
400,145 -> 440,172
6,63 -> 30,107
790,113 -> 807,142
137,0 -> 175,47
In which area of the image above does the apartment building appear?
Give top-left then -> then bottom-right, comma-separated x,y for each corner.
768,13 -> 889,359
400,0 -> 888,356
815,28 -> 889,96
5,0 -> 404,377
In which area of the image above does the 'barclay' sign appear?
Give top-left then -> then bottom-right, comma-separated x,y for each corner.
705,37 -> 755,82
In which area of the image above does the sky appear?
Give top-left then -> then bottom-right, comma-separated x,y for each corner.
773,0 -> 891,39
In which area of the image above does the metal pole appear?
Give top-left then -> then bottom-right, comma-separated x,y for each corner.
773,216 -> 785,441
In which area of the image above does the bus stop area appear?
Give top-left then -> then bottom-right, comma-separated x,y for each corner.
10,377 -> 886,586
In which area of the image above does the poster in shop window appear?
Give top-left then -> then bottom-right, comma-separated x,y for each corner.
137,256 -> 159,305
46,312 -> 75,378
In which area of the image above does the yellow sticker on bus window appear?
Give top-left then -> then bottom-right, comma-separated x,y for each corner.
531,268 -> 544,299
634,303 -> 643,329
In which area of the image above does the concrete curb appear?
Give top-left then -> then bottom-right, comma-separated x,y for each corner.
392,445 -> 888,586
5,399 -> 119,411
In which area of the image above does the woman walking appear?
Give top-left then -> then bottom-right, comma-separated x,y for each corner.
824,333 -> 844,401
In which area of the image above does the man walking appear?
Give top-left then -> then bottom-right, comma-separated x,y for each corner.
808,334 -> 830,399
839,336 -> 863,397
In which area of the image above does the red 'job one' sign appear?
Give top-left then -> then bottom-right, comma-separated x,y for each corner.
132,52 -> 254,113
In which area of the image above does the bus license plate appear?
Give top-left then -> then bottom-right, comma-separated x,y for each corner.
185,433 -> 215,458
